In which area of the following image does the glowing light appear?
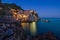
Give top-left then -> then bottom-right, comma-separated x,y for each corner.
23,15 -> 26,18
30,10 -> 34,13
16,18 -> 19,20
19,15 -> 22,18
14,13 -> 17,15
13,15 -> 15,17
30,22 -> 36,35
23,15 -> 27,18
21,23 -> 27,30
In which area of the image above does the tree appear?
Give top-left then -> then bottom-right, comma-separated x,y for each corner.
1,10 -> 6,18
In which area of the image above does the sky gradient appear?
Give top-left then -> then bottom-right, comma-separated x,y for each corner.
2,0 -> 60,18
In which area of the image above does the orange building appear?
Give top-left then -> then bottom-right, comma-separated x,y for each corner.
10,9 -> 39,35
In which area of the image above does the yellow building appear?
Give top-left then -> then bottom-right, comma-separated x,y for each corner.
10,9 -> 39,35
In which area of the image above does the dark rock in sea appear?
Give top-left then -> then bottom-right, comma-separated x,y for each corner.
30,32 -> 58,40
40,19 -> 50,23
0,1 -> 58,40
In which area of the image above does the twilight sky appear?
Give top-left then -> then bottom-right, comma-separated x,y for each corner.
2,0 -> 60,18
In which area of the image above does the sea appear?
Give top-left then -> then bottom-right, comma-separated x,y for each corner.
36,18 -> 60,39
4,18 -> 60,39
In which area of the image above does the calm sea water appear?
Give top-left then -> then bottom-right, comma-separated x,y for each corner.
5,18 -> 60,39
36,18 -> 60,38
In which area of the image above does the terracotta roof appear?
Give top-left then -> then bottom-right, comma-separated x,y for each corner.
24,10 -> 33,14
